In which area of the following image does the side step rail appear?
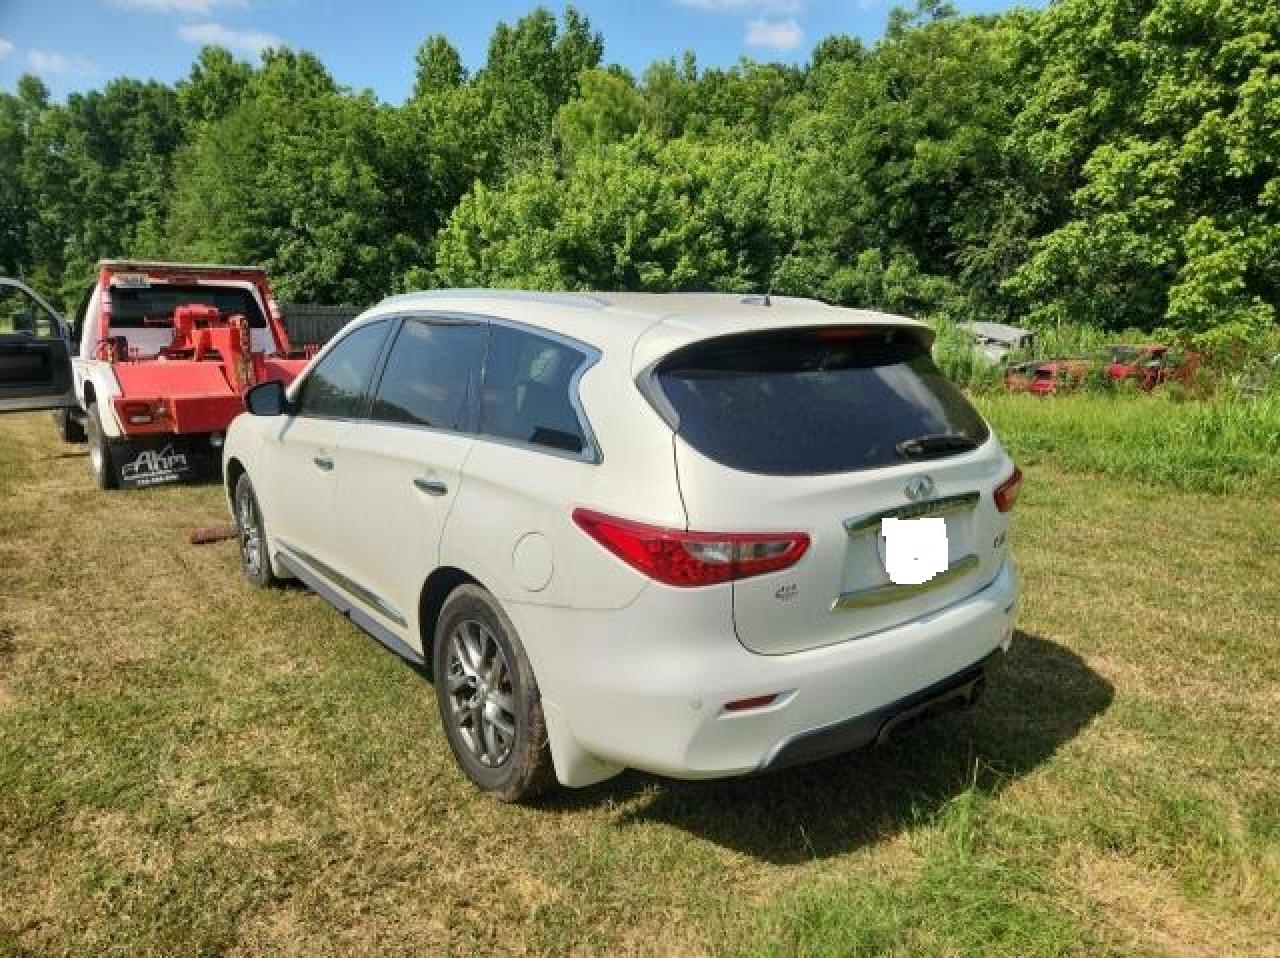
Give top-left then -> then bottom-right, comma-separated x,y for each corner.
275,551 -> 426,667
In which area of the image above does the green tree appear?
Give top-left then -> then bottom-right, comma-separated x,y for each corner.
412,35 -> 466,98
1005,0 -> 1280,349
554,68 -> 648,156
432,134 -> 787,292
0,76 -> 49,276
176,46 -> 253,129
167,50 -> 405,303
774,7 -> 1023,315
21,77 -> 181,304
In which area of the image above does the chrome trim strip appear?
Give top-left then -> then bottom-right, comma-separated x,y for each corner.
275,552 -> 425,667
832,553 -> 980,610
277,540 -> 407,628
844,492 -> 980,536
285,310 -> 605,465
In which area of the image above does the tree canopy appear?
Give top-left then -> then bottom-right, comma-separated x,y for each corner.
0,1 -> 1275,352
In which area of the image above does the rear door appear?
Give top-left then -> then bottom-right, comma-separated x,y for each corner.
0,278 -> 75,413
648,324 -> 1015,655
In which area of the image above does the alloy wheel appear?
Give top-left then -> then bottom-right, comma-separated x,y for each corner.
237,488 -> 263,577
446,620 -> 518,767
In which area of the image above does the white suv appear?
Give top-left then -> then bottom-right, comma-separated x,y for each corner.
223,291 -> 1021,801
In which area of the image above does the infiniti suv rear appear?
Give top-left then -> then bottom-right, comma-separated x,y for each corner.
226,291 -> 1019,800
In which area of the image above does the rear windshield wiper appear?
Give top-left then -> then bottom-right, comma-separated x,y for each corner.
896,433 -> 979,459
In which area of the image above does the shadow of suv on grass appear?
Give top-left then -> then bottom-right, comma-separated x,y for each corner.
542,631 -> 1112,864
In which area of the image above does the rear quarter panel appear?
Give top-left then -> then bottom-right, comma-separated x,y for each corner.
441,355 -> 687,612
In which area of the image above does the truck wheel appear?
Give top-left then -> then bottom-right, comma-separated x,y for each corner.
234,474 -> 279,588
433,585 -> 556,803
51,408 -> 87,444
85,402 -> 119,490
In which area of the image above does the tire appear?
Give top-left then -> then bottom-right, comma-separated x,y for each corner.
84,402 -> 119,490
433,584 -> 556,802
233,474 -> 279,588
52,407 -> 87,444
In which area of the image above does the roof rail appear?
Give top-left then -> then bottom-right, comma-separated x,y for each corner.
377,288 -> 609,310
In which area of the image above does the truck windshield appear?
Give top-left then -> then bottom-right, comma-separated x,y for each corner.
108,284 -> 267,328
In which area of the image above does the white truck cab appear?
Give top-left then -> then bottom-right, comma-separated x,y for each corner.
1,262 -> 307,490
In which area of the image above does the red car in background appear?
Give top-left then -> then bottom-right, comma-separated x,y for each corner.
1005,344 -> 1201,395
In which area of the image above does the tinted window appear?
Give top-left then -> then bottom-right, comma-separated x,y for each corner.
108,284 -> 266,328
369,320 -> 485,430
295,321 -> 390,419
0,284 -> 60,338
653,327 -> 989,476
479,325 -> 590,455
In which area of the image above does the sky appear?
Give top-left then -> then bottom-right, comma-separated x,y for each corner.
0,0 -> 1031,103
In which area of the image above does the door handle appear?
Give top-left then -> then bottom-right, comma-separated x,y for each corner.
413,477 -> 448,497
313,455 -> 334,471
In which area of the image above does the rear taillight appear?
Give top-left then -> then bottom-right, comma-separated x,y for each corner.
994,466 -> 1023,513
571,509 -> 809,587
723,693 -> 779,712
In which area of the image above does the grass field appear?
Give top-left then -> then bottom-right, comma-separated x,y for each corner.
1,406 -> 1277,956
982,392 -> 1280,496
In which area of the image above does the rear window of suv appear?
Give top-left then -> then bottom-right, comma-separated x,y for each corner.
649,326 -> 989,476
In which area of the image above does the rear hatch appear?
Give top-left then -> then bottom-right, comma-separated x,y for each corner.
646,324 -> 1014,655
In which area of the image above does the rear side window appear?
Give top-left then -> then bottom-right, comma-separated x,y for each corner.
295,320 -> 390,420
369,320 -> 486,431
651,326 -> 989,476
108,284 -> 267,328
479,324 -> 591,456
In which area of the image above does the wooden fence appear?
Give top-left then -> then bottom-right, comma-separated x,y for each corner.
280,303 -> 362,347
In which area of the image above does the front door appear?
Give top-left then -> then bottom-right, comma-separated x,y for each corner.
0,278 -> 75,413
331,317 -> 487,649
260,319 -> 393,575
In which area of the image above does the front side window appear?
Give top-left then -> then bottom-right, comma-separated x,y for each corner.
369,320 -> 486,431
294,320 -> 390,420
479,324 -> 591,456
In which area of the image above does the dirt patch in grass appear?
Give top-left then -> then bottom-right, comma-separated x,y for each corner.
1074,850 -> 1279,957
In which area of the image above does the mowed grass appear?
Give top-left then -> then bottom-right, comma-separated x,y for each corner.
0,408 -> 1277,956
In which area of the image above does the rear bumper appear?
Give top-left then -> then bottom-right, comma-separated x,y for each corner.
507,561 -> 1018,785
759,647 -> 1003,772
112,393 -> 242,435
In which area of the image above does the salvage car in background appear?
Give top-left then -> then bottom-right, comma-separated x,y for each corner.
1005,343 -> 1201,394
958,322 -> 1035,365
0,261 -> 315,489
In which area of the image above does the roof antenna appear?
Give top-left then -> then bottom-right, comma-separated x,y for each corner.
762,273 -> 775,308
763,234 -> 800,308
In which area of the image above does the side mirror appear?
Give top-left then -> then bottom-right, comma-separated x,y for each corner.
245,380 -> 290,417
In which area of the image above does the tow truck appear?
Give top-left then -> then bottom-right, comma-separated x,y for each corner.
0,261 -> 315,489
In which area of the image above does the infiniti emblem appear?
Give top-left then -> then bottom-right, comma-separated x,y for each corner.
904,476 -> 935,501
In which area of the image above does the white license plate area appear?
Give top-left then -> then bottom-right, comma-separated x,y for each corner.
845,509 -> 975,595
